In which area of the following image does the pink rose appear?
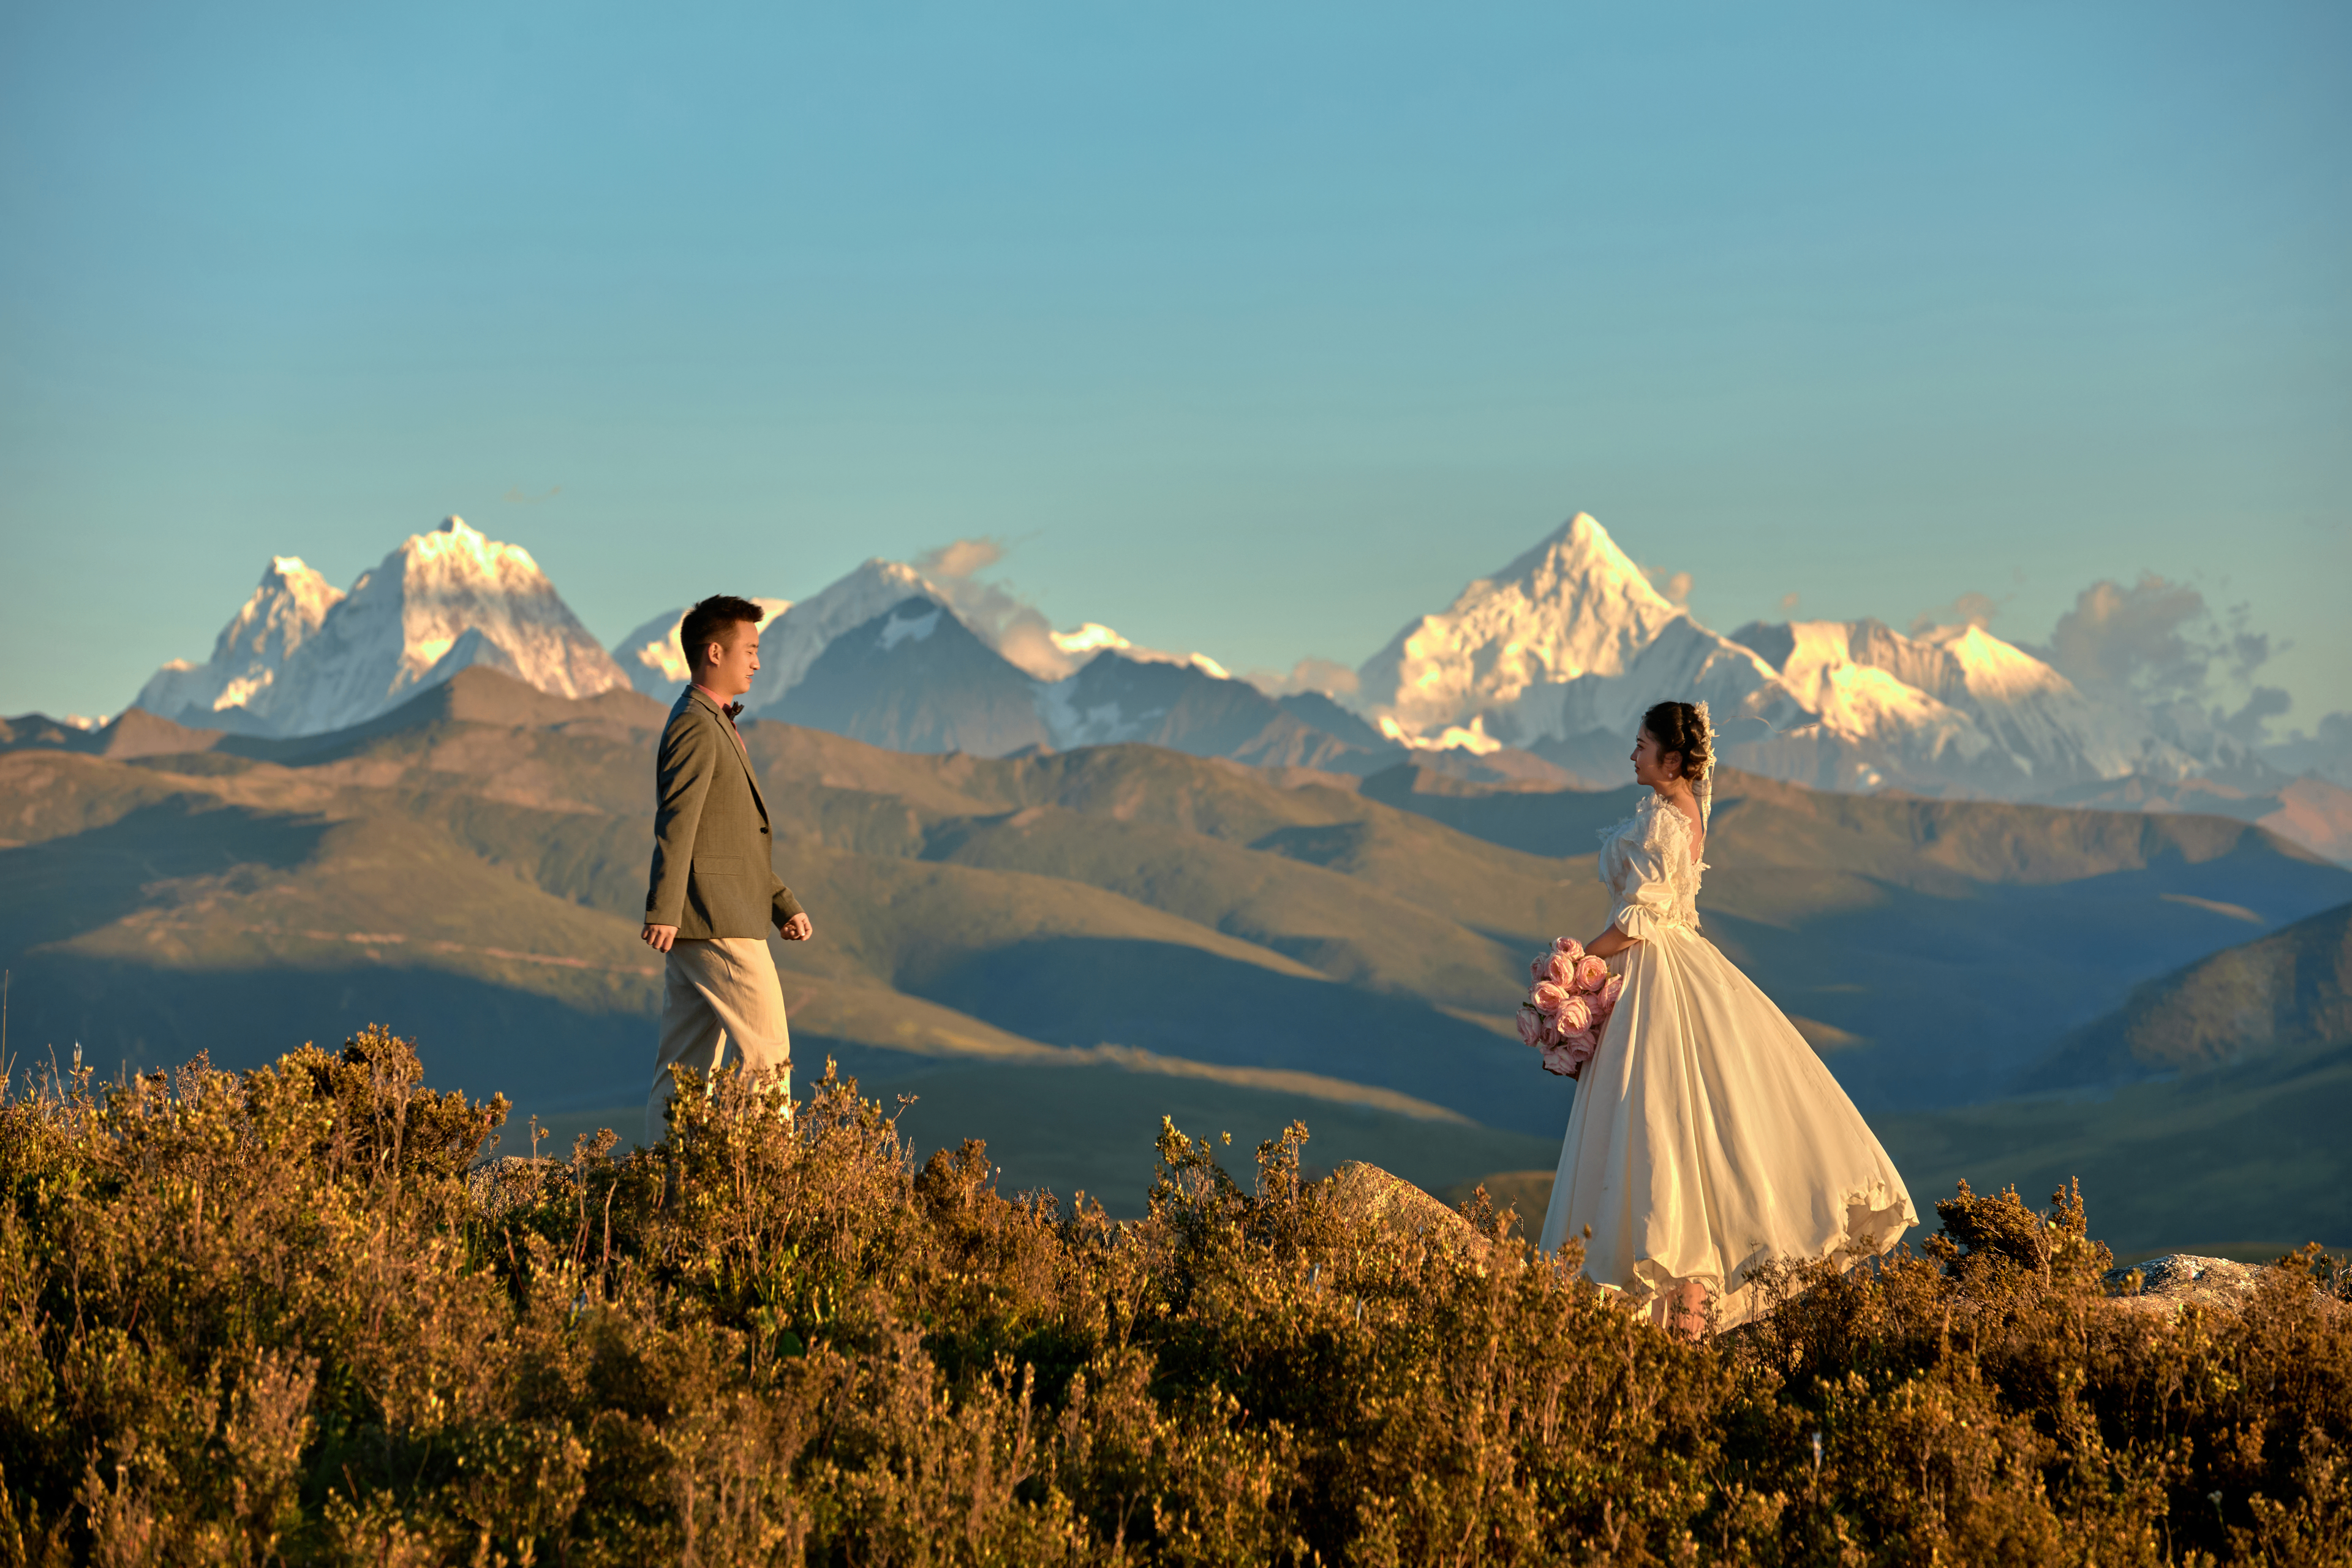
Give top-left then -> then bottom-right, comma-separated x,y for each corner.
1540,1031 -> 1597,1078
1530,957 -> 1548,983
1599,973 -> 1624,1010
1562,1029 -> 1601,1075
1531,981 -> 1569,1016
1545,951 -> 1577,986
1552,936 -> 1584,961
1575,955 -> 1610,992
1555,995 -> 1591,1035
1516,1008 -> 1545,1048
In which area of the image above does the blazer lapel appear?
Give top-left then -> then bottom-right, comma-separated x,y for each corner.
688,687 -> 772,825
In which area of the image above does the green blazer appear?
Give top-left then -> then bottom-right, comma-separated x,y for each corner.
644,688 -> 807,938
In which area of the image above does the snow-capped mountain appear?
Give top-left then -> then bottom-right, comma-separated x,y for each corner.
135,557 -> 345,733
1038,624 -> 1235,683
1354,512 -> 2231,803
738,561 -> 951,714
761,598 -> 1054,756
736,588 -> 1399,771
135,518 -> 628,737
119,511 -> 2343,857
1358,514 -> 1711,736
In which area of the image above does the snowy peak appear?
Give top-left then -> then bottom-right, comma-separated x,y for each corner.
1924,624 -> 2075,705
260,516 -> 627,735
130,517 -> 628,737
1046,623 -> 1232,681
134,556 -> 345,730
1356,513 -> 1692,734
1728,616 -> 2162,790
742,560 -> 946,712
375,518 -> 600,687
219,556 -> 345,667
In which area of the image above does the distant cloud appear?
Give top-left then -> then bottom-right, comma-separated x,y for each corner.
911,535 -> 1077,679
2264,710 -> 2352,786
2219,685 -> 2291,744
2030,573 -> 2294,744
503,485 -> 562,505
913,538 -> 1003,579
1243,657 -> 1361,700
1910,590 -> 2001,635
1642,564 -> 1692,606
2037,575 -> 2218,704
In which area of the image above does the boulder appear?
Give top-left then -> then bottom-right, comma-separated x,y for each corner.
1323,1161 -> 1485,1253
2103,1254 -> 2278,1320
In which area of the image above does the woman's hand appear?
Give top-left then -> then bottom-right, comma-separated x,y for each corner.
1585,927 -> 1637,960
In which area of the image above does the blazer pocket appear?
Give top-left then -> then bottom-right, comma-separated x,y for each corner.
694,856 -> 746,877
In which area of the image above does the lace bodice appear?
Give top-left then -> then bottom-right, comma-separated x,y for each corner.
1597,793 -> 1708,938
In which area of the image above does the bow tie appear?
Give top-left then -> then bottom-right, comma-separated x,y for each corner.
724,701 -> 744,722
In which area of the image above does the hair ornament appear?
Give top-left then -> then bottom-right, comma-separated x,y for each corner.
1692,699 -> 1714,833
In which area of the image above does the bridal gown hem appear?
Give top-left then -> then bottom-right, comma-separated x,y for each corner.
1537,794 -> 1918,1332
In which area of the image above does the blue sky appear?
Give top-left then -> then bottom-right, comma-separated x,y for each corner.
3,1 -> 2346,726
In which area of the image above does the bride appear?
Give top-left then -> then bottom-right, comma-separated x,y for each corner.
1539,699 -> 1918,1341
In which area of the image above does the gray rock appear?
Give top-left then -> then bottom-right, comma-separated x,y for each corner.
466,1155 -> 560,1219
1324,1161 -> 1485,1253
2102,1254 -> 2274,1319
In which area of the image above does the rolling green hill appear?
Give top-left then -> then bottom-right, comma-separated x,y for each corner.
6,669 -> 2350,1217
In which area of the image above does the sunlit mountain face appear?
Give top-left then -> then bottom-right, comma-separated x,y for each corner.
135,518 -> 627,737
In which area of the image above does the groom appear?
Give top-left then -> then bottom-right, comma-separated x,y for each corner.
641,594 -> 813,1143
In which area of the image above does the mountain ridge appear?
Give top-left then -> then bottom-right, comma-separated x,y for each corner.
117,510 -> 2351,862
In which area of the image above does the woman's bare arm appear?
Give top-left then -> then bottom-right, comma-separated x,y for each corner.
1586,927 -> 1637,960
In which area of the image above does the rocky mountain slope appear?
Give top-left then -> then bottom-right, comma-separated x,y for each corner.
767,598 -> 1055,756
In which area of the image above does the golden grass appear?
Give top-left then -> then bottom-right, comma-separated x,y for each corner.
2,1028 -> 2347,1564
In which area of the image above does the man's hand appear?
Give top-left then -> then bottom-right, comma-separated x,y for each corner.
779,913 -> 813,941
641,922 -> 679,953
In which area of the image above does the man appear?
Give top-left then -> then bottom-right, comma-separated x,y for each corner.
642,594 -> 813,1143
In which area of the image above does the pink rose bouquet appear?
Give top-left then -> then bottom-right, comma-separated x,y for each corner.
1516,937 -> 1622,1080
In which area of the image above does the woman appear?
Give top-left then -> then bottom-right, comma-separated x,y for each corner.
1539,700 -> 1918,1340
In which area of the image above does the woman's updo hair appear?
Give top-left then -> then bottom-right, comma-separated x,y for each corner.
1640,700 -> 1713,782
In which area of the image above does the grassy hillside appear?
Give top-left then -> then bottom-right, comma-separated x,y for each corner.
1872,1039 -> 2352,1259
2021,898 -> 2352,1089
6,669 -> 2350,1212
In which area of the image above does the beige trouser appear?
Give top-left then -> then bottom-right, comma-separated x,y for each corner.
648,936 -> 793,1145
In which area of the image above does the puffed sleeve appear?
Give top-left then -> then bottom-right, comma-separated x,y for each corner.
1610,807 -> 1687,941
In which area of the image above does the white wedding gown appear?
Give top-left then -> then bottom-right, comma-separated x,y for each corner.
1539,793 -> 1918,1330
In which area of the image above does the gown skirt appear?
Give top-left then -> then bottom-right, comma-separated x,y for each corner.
1537,921 -> 1918,1331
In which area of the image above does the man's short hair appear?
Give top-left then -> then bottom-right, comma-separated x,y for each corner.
679,595 -> 767,671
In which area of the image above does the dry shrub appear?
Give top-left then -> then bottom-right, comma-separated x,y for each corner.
0,1031 -> 2346,1564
